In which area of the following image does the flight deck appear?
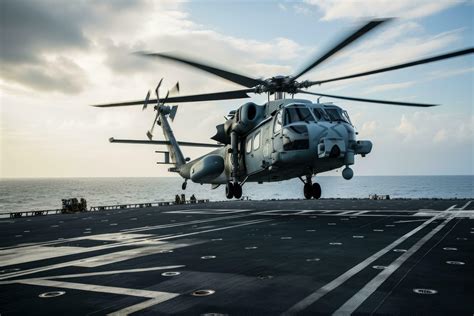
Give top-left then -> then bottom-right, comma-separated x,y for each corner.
0,199 -> 473,315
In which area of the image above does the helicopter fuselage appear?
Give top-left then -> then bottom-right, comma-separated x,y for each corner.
178,99 -> 372,185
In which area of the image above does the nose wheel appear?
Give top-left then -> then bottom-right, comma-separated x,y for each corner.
225,182 -> 243,199
301,177 -> 321,200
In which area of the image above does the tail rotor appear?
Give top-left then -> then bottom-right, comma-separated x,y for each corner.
144,79 -> 180,140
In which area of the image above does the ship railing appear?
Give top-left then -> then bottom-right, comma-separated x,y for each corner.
6,199 -> 210,219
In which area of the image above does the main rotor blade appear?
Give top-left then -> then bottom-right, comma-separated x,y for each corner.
109,138 -> 223,148
298,90 -> 438,107
92,89 -> 253,107
310,47 -> 474,85
137,52 -> 264,88
293,18 -> 391,80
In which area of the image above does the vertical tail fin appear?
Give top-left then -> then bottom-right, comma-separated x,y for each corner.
158,109 -> 185,167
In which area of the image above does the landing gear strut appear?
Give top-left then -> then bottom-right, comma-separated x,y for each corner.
301,176 -> 321,200
225,182 -> 243,199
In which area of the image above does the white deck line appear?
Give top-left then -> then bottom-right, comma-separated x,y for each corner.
282,205 -> 456,315
333,213 -> 456,315
0,219 -> 270,281
17,279 -> 178,300
107,296 -> 176,316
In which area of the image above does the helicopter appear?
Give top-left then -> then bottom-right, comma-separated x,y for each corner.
93,19 -> 473,199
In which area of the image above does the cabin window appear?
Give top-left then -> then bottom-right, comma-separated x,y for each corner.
284,107 -> 314,125
273,111 -> 282,133
246,137 -> 252,154
253,131 -> 261,150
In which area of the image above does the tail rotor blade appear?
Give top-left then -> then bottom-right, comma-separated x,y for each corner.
142,90 -> 151,111
155,78 -> 164,101
162,91 -> 170,105
170,105 -> 178,121
147,110 -> 161,140
170,81 -> 180,96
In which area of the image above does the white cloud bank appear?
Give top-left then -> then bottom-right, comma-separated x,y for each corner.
305,0 -> 460,21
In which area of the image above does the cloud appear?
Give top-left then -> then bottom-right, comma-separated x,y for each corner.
395,112 -> 474,144
363,81 -> 417,94
359,120 -> 378,137
2,56 -> 87,94
396,114 -> 418,138
0,0 -> 149,93
304,0 -> 459,21
306,22 -> 464,96
293,4 -> 312,16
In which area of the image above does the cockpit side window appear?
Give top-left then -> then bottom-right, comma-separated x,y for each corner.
273,110 -> 282,134
284,107 -> 315,125
342,110 -> 352,125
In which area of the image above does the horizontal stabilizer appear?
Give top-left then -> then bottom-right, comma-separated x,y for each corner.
109,137 -> 223,148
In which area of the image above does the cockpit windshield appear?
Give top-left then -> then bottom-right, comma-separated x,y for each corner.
312,108 -> 330,121
284,106 -> 315,125
325,108 -> 351,124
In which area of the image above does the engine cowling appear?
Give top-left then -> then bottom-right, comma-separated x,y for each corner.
226,102 -> 265,135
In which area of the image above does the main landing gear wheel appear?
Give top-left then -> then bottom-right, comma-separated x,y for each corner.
304,183 -> 313,199
312,183 -> 321,199
225,182 -> 234,199
233,182 -> 242,199
182,181 -> 187,190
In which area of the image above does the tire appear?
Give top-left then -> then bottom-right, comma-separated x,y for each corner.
182,182 -> 187,190
312,183 -> 321,199
233,183 -> 242,199
304,183 -> 313,199
225,182 -> 234,199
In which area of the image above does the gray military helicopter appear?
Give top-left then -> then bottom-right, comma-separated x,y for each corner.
93,19 -> 473,199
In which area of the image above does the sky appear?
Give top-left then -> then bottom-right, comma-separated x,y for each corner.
0,0 -> 473,178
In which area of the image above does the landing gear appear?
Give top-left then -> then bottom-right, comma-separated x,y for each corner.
233,182 -> 242,199
225,182 -> 242,199
226,182 -> 234,199
304,183 -> 313,199
312,183 -> 321,199
182,180 -> 187,190
301,176 -> 322,200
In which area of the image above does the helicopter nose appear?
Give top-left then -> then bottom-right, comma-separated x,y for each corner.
282,124 -> 310,151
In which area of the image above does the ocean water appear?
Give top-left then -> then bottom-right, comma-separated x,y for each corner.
0,176 -> 472,213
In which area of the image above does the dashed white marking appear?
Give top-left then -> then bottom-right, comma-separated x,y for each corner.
201,255 -> 216,260
333,211 -> 457,315
284,205 -> 456,315
446,261 -> 465,265
393,249 -> 407,253
394,219 -> 427,224
443,247 -> 457,251
413,288 -> 437,295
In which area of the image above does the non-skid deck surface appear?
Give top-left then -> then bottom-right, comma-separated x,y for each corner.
0,199 -> 472,315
